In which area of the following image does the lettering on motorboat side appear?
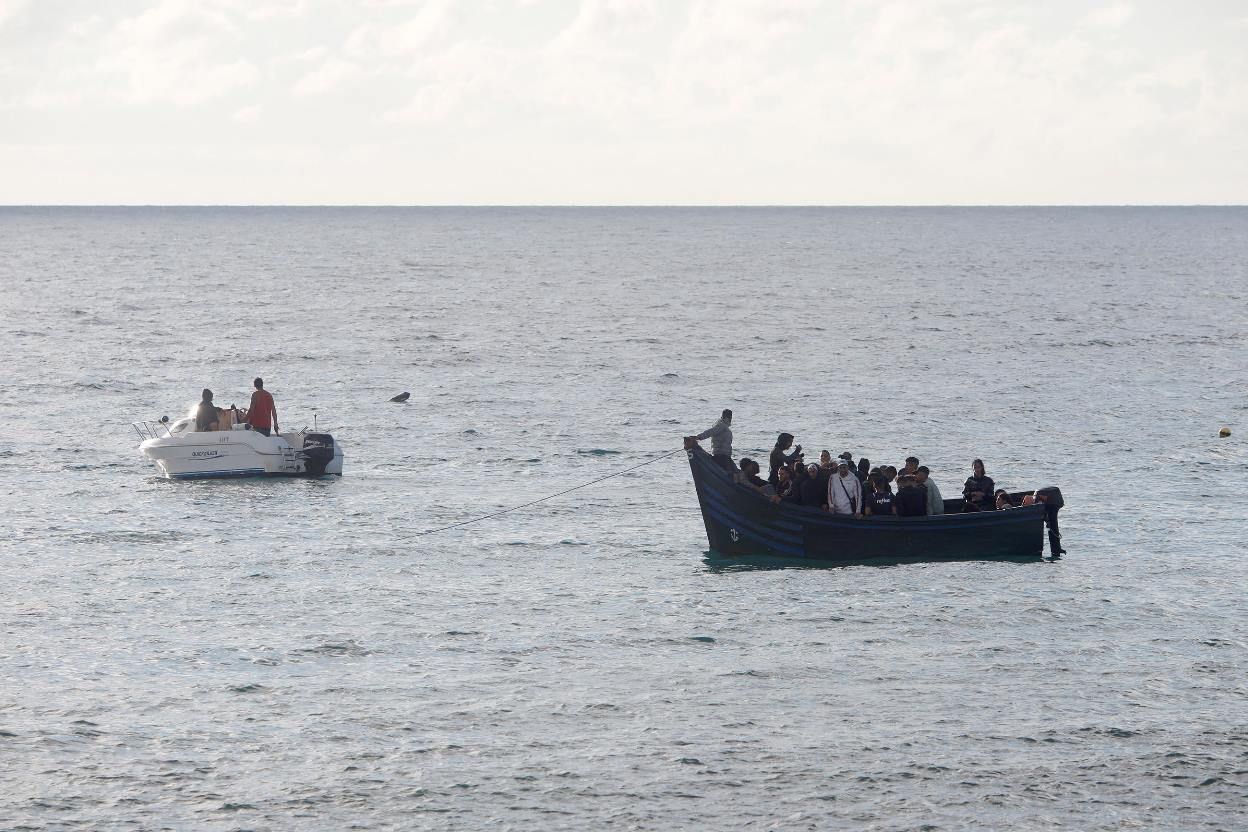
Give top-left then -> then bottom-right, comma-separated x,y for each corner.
191,450 -> 220,458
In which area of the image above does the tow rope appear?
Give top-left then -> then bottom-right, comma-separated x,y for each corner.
414,447 -> 685,536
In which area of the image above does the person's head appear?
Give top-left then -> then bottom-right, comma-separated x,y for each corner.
868,473 -> 883,492
904,456 -> 919,470
915,465 -> 930,483
201,388 -> 213,402
776,432 -> 794,450
253,377 -> 264,390
777,466 -> 791,483
899,473 -> 916,487
738,457 -> 753,473
973,458 -> 985,477
995,489 -> 1010,507
819,450 -> 831,466
807,464 -> 820,478
884,465 -> 897,481
857,458 -> 870,476
793,463 -> 808,482
721,408 -> 732,423
837,459 -> 851,477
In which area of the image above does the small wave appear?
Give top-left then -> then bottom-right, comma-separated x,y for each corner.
577,448 -> 621,455
293,640 -> 373,657
228,683 -> 266,693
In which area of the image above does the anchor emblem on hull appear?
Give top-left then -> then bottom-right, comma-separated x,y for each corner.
729,528 -> 740,543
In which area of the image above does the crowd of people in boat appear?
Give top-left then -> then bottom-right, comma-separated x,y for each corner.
686,409 -> 1044,518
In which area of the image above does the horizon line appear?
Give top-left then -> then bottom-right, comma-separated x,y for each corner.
2,203 -> 1246,209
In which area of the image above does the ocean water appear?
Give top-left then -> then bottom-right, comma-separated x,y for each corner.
1,206 -> 1245,830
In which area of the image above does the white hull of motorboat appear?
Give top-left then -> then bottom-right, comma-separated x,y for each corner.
137,418 -> 344,480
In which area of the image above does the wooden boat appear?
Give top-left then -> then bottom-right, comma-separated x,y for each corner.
685,443 -> 1064,562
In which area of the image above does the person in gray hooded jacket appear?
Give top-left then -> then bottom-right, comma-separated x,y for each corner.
686,409 -> 734,471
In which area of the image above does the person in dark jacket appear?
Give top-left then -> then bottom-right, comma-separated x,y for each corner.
195,389 -> 219,432
894,474 -> 927,517
863,475 -> 895,517
784,462 -> 810,505
768,433 -> 803,488
799,463 -> 826,509
856,457 -> 871,484
962,459 -> 996,512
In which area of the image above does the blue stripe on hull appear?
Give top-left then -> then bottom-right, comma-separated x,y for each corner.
168,468 -> 268,479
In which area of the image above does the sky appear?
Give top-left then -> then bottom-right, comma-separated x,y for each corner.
1,0 -> 1246,205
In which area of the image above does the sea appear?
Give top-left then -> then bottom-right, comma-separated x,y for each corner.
1,206 -> 1245,830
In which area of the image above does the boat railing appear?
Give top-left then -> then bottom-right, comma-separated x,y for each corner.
132,418 -> 172,441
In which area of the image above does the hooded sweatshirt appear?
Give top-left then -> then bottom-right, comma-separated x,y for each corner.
827,470 -> 863,515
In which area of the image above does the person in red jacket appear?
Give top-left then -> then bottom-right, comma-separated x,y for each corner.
245,377 -> 279,436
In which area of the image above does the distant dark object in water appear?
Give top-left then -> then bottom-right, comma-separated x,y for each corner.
390,392 -> 410,403
685,444 -> 1064,562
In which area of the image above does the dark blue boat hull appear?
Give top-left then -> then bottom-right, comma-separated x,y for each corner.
687,446 -> 1052,561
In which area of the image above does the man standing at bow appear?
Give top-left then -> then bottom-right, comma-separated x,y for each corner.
685,409 -> 734,471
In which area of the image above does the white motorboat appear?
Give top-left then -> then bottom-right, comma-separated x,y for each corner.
133,414 -> 344,480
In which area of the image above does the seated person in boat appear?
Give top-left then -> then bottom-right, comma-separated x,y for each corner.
195,389 -> 219,432
962,459 -> 995,512
735,458 -> 781,502
915,466 -> 944,515
863,474 -> 895,516
784,462 -> 812,504
775,465 -> 795,500
995,489 -> 1014,510
817,450 -> 835,486
800,463 -> 826,509
894,473 -> 927,517
827,458 -> 863,517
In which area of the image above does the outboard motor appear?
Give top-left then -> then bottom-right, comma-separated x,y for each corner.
1036,486 -> 1065,556
301,433 -> 336,476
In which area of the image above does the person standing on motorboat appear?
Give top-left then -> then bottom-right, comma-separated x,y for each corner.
195,389 -> 219,432
245,377 -> 279,437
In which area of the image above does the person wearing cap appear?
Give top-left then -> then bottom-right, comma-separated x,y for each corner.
195,388 -> 219,432
827,457 -> 863,517
914,465 -> 944,515
894,473 -> 927,517
686,409 -> 733,471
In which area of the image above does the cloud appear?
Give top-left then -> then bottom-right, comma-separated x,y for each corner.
94,0 -> 259,105
1084,3 -> 1134,29
0,0 -> 28,30
232,103 -> 262,122
292,57 -> 363,95
344,0 -> 452,58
